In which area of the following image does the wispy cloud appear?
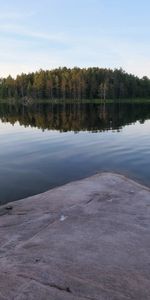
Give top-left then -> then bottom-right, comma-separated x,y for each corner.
1,30 -> 150,79
0,24 -> 66,43
0,0 -> 150,78
0,11 -> 35,20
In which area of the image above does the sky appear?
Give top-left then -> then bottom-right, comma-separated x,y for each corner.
0,0 -> 150,78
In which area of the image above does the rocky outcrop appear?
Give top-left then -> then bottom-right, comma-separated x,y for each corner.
0,173 -> 150,300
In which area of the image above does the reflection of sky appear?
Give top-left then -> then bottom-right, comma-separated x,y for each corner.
0,118 -> 150,204
0,121 -> 23,133
122,120 -> 150,134
1,0 -> 150,78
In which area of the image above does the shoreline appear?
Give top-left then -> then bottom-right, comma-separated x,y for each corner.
1,97 -> 150,105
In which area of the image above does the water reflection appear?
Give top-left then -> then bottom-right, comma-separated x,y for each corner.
0,102 -> 150,205
0,102 -> 150,132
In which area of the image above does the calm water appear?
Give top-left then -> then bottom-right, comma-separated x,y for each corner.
0,102 -> 150,205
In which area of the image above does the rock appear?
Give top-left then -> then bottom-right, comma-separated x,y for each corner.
22,96 -> 33,105
0,173 -> 150,300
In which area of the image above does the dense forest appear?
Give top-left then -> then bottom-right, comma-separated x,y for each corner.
1,67 -> 150,101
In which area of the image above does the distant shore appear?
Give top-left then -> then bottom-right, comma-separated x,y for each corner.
1,97 -> 150,105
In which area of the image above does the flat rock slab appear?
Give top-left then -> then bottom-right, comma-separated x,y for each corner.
0,173 -> 150,300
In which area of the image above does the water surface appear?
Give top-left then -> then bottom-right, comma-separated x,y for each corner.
0,102 -> 150,205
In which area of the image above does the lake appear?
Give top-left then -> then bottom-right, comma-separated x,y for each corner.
0,101 -> 150,205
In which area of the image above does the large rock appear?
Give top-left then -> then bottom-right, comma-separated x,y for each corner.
0,173 -> 150,300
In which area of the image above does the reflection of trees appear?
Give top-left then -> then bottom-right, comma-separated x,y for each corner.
0,102 -> 150,132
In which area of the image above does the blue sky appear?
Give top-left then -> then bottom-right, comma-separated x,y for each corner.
0,0 -> 150,78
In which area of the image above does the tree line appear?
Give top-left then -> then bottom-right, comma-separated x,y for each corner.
0,67 -> 150,100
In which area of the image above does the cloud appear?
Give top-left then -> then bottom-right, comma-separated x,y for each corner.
0,11 -> 35,20
0,13 -> 150,78
0,24 -> 66,43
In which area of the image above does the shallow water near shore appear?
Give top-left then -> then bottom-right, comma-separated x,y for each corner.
0,101 -> 150,205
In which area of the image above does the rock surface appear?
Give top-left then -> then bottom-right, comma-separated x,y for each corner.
0,173 -> 150,300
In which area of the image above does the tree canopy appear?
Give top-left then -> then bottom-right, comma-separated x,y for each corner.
1,67 -> 150,101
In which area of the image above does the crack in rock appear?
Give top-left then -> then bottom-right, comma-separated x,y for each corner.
50,284 -> 72,293
17,273 -> 97,299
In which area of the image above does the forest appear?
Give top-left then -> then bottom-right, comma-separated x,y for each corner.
0,67 -> 150,101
